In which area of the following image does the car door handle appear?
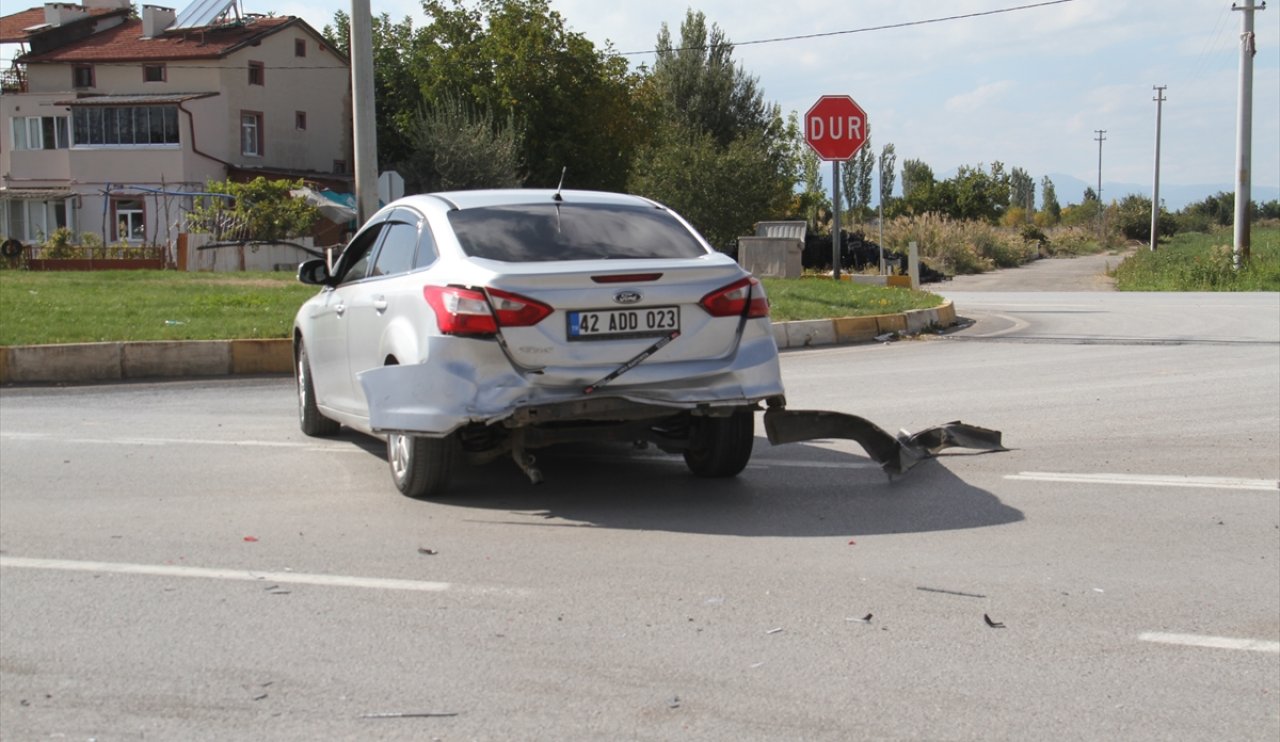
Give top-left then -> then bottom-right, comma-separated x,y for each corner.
334,303 -> 345,316
374,297 -> 388,312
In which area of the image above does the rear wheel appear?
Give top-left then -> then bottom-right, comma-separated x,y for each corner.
296,342 -> 339,437
388,432 -> 458,499
683,409 -> 755,478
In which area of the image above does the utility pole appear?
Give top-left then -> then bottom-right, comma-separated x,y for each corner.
1232,0 -> 1265,269
1150,86 -> 1166,251
1095,129 -> 1106,244
350,0 -> 379,225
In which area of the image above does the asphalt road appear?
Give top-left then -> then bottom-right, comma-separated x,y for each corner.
1,259 -> 1278,741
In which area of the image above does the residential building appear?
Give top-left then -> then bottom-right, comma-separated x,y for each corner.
0,0 -> 352,249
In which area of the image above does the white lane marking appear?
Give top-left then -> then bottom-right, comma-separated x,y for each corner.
1139,632 -> 1280,654
0,556 -> 525,596
0,431 -> 359,453
1006,471 -> 1279,492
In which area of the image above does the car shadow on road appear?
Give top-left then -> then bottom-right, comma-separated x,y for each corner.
425,436 -> 1022,538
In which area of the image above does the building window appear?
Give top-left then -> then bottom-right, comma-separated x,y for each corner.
71,106 -> 179,146
294,39 -> 306,57
3,198 -> 70,243
11,116 -> 70,150
112,198 -> 145,242
295,111 -> 306,130
143,64 -> 166,82
241,111 -> 263,156
248,61 -> 264,86
72,65 -> 94,88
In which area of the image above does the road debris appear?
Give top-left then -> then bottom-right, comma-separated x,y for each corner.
667,696 -> 682,709
242,536 -> 258,542
361,711 -> 460,719
984,614 -> 1006,629
417,547 -> 438,555
846,613 -> 874,623
917,586 -> 987,599
765,627 -> 784,635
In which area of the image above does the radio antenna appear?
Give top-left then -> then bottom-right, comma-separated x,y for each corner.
553,167 -> 567,201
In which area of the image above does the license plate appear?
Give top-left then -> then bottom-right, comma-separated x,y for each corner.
567,306 -> 679,340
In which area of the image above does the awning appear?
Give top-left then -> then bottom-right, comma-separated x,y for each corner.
291,187 -> 357,223
0,187 -> 75,200
53,92 -> 218,106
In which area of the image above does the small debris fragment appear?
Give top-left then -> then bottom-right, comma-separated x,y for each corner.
917,586 -> 986,599
765,627 -> 784,635
253,693 -> 269,701
875,332 -> 895,343
749,662 -> 765,669
361,711 -> 460,719
983,613 -> 1006,629
243,536 -> 258,543
667,696 -> 681,709
417,547 -> 438,555
847,539 -> 857,546
846,613 -> 873,623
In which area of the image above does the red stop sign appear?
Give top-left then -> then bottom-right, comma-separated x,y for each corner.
804,95 -> 868,161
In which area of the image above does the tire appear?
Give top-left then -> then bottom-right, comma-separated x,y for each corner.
388,432 -> 458,499
683,409 -> 755,478
296,342 -> 339,437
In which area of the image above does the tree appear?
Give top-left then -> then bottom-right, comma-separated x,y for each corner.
649,10 -> 773,147
186,177 -> 318,241
629,10 -> 793,248
629,124 -> 790,250
324,12 -> 423,173
843,135 -> 874,224
901,158 -> 935,214
878,143 -> 897,210
358,0 -> 642,191
407,95 -> 523,191
1039,176 -> 1061,225
1115,194 -> 1176,242
1009,167 -> 1035,218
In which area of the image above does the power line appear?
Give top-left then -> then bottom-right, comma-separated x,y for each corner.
620,0 -> 1077,56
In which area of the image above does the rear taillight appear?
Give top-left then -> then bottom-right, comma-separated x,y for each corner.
486,288 -> 553,327
423,286 -> 552,337
700,277 -> 770,319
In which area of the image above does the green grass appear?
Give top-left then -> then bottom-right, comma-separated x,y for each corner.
761,277 -> 943,321
0,271 -> 317,346
1113,225 -> 1280,291
0,270 -> 944,346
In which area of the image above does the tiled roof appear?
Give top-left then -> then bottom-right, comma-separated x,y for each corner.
0,6 -> 127,43
20,15 -> 303,63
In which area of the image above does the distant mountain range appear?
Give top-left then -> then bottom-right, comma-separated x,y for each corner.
1044,173 -> 1280,212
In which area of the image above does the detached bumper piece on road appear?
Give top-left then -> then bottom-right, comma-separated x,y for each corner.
762,408 -> 1007,477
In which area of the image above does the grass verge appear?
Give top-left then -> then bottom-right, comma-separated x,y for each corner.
1113,225 -> 1280,291
0,271 -> 943,346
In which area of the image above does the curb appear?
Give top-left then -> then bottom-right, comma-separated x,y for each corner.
0,301 -> 957,385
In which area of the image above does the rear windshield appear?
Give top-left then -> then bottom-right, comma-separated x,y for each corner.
447,202 -> 708,262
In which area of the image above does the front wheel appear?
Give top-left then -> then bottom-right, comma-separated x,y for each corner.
683,409 -> 755,478
297,342 -> 339,437
388,432 -> 458,499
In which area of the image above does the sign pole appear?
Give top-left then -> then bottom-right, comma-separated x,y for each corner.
832,160 -> 841,281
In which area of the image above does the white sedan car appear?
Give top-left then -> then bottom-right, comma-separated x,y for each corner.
293,189 -> 787,498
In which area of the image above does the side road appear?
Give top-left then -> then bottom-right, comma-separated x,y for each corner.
0,302 -> 958,385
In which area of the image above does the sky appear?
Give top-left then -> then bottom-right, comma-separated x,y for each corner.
16,0 -> 1277,204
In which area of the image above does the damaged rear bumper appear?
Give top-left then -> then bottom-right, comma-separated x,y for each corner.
763,408 -> 1006,476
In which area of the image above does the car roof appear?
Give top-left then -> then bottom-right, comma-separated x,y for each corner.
400,189 -> 664,212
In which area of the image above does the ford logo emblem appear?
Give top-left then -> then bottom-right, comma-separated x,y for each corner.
614,290 -> 642,305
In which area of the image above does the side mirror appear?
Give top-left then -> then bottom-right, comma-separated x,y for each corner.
297,258 -> 332,286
